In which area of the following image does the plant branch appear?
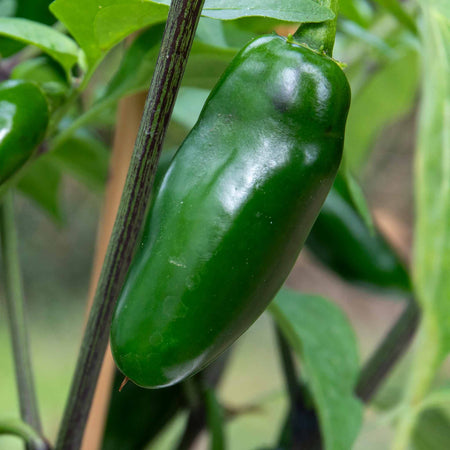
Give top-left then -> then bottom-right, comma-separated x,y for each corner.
294,0 -> 339,56
0,419 -> 50,450
356,299 -> 420,402
54,2 -> 206,449
0,192 -> 43,441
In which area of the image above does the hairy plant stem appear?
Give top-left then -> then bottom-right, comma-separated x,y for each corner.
0,192 -> 43,447
356,300 -> 420,402
294,0 -> 339,55
55,1 -> 205,449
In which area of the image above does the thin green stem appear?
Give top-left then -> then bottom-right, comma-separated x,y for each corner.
55,1 -> 206,449
356,300 -> 420,402
0,193 -> 43,442
0,419 -> 49,450
294,0 -> 339,56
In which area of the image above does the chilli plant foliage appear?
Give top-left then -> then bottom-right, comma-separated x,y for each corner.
0,0 -> 449,449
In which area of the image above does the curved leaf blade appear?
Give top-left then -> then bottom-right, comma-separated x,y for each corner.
156,0 -> 334,21
0,17 -> 80,75
50,0 -> 332,67
270,289 -> 362,450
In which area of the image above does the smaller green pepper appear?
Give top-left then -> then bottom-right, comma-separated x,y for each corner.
306,174 -> 410,293
111,34 -> 351,389
0,80 -> 49,185
102,369 -> 183,450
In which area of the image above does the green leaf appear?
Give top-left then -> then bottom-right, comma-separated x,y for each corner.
345,48 -> 420,170
49,0 -> 166,66
270,289 -> 363,450
0,17 -> 80,76
92,3 -> 168,55
0,0 -> 56,58
49,131 -> 110,192
50,0 -> 332,67
101,24 -> 165,100
48,0 -> 155,66
412,408 -> 450,450
17,157 -> 63,223
210,0 -> 333,22
78,25 -> 236,128
157,0 -> 334,21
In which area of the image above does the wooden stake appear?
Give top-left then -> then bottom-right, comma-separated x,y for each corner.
80,92 -> 147,450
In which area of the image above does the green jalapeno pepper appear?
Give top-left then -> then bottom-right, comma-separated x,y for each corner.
111,34 -> 351,388
306,174 -> 411,292
0,80 -> 49,186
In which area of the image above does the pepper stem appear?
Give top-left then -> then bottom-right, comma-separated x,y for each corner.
294,0 -> 339,56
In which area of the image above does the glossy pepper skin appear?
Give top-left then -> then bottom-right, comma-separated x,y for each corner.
306,175 -> 411,292
111,35 -> 351,388
0,80 -> 49,185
